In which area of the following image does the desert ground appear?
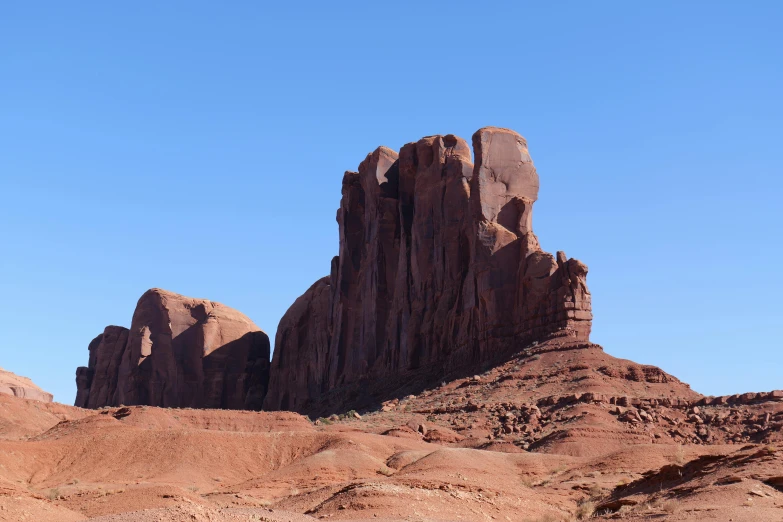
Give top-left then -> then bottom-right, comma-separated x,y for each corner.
2,340 -> 782,521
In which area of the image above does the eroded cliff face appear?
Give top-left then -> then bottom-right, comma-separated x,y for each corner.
264,127 -> 592,412
75,289 -> 270,410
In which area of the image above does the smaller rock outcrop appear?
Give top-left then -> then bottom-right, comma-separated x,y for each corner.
75,325 -> 129,409
0,367 -> 53,403
75,288 -> 270,410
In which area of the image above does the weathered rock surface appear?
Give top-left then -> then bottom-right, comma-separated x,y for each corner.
265,127 -> 592,412
76,288 -> 270,409
75,325 -> 129,409
0,367 -> 53,403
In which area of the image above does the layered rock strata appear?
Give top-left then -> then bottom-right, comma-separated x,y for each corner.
75,288 -> 270,410
264,127 -> 592,412
0,367 -> 53,403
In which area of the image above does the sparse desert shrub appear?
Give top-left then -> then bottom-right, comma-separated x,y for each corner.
575,499 -> 595,519
673,444 -> 686,465
378,465 -> 395,477
187,485 -> 199,493
657,499 -> 677,513
48,488 -> 60,501
520,475 -> 536,487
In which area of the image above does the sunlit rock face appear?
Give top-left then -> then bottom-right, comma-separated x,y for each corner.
264,127 -> 591,413
76,288 -> 270,410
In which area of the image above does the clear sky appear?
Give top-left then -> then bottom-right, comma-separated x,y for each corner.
1,2 -> 781,404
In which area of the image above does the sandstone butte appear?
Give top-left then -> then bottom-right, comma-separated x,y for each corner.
263,127 -> 592,413
74,288 -> 270,410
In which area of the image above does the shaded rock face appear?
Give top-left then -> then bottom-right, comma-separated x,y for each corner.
0,367 -> 53,403
76,289 -> 270,410
264,127 -> 592,412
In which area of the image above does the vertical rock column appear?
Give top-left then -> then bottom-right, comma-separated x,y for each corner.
264,127 -> 592,413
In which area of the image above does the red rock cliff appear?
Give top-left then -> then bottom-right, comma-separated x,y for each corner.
75,288 -> 270,410
264,127 -> 592,412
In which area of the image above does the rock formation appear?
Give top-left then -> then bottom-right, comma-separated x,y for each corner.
0,367 -> 53,403
75,288 -> 270,410
264,127 -> 592,412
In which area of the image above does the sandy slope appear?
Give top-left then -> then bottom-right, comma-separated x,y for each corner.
1,343 -> 781,521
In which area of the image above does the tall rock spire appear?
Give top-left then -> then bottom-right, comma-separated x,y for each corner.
264,127 -> 592,413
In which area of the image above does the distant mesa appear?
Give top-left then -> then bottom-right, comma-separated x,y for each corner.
75,288 -> 270,409
264,127 -> 592,413
0,367 -> 53,403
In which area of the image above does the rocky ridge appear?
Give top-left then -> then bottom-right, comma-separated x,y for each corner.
348,338 -> 783,456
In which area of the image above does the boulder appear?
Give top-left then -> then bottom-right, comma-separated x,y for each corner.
265,127 -> 592,413
76,288 -> 270,410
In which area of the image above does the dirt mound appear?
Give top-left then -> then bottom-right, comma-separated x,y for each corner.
0,397 -> 570,521
594,444 -> 783,520
0,393 -> 88,440
337,340 -> 782,459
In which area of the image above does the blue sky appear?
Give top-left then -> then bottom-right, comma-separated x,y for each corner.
1,2 -> 781,404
